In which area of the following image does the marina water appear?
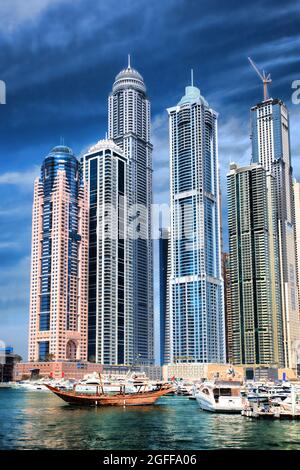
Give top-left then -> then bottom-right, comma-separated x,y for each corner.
1,388 -> 300,450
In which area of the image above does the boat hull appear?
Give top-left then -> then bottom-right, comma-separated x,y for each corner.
195,394 -> 243,413
46,384 -> 173,406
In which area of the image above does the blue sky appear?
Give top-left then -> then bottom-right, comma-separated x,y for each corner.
1,0 -> 300,359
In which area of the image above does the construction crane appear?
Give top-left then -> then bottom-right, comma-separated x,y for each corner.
248,56 -> 272,101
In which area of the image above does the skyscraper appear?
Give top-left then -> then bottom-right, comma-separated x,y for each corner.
108,58 -> 153,363
227,163 -> 284,366
159,228 -> 171,365
293,179 -> 300,316
82,139 -> 133,365
28,145 -> 88,362
167,80 -> 225,364
222,252 -> 233,364
251,98 -> 300,367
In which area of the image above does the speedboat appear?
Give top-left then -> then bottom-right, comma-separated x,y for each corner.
14,380 -> 49,391
176,381 -> 193,396
0,382 -> 12,389
195,380 -> 243,413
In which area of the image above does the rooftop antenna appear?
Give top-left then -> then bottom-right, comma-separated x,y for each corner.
248,56 -> 272,101
60,136 -> 65,146
128,54 -> 131,68
191,68 -> 194,87
105,131 -> 108,140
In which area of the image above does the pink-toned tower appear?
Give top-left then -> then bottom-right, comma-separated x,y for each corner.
28,145 -> 88,362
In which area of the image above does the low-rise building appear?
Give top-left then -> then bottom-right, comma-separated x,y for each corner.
162,362 -> 297,382
0,347 -> 21,382
14,361 -> 103,381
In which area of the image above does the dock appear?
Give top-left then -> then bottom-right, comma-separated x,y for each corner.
242,408 -> 300,419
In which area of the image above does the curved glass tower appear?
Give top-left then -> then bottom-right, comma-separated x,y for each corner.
167,83 -> 225,364
108,60 -> 153,363
28,145 -> 88,362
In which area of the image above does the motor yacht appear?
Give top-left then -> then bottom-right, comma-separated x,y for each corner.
195,380 -> 243,413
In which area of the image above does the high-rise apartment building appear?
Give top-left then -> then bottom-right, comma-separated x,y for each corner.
159,228 -> 171,365
251,98 -> 300,367
293,179 -> 300,315
167,81 -> 225,364
28,145 -> 88,362
82,139 -> 133,365
222,252 -> 233,364
108,59 -> 153,363
227,163 -> 284,366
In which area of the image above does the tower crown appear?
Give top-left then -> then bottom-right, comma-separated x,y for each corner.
49,145 -> 74,156
112,59 -> 146,94
178,85 -> 208,107
177,70 -> 208,107
87,138 -> 123,155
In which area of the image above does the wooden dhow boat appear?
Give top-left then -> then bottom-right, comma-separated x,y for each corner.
46,380 -> 174,406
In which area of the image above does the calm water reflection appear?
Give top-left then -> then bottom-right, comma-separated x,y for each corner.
0,389 -> 300,449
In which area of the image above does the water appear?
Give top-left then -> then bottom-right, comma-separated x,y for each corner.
1,388 -> 300,449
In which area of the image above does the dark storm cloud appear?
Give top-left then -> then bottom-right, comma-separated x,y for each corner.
1,0 -> 299,154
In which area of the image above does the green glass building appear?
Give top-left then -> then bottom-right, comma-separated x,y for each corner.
227,163 -> 285,367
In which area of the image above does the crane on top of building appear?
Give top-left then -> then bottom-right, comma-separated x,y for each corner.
248,57 -> 272,101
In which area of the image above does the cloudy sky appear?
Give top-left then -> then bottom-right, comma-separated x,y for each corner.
0,0 -> 300,359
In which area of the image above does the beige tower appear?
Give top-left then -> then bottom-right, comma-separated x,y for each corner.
28,145 -> 88,362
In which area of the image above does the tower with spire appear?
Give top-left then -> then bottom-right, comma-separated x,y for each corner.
250,78 -> 300,369
166,74 -> 225,364
28,145 -> 89,362
108,57 -> 154,364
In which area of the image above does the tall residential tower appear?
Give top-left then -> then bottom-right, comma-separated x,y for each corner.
28,146 -> 88,362
159,228 -> 171,365
167,81 -> 225,364
82,139 -> 133,365
108,59 -> 153,363
222,252 -> 233,364
227,163 -> 284,366
293,179 -> 300,311
251,98 -> 300,367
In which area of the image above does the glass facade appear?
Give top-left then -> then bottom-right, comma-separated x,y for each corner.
39,146 -> 80,333
227,164 -> 285,366
168,85 -> 225,364
28,145 -> 88,362
38,341 -> 49,361
108,64 -> 153,364
251,98 -> 300,368
87,157 -> 98,361
83,140 -> 133,365
159,228 -> 171,365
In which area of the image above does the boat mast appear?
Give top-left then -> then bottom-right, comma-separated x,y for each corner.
98,372 -> 104,395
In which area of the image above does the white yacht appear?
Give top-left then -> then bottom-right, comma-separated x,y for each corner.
14,380 -> 48,391
195,380 -> 243,413
76,372 -> 160,395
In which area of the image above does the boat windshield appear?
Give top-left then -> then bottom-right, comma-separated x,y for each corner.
213,388 -> 234,398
